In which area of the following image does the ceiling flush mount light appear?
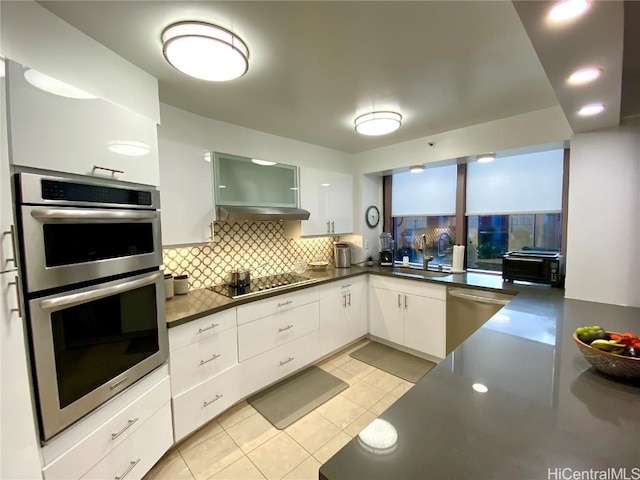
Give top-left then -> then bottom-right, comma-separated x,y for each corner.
107,140 -> 151,157
354,111 -> 402,136
578,103 -> 605,116
477,153 -> 496,164
162,21 -> 249,81
548,0 -> 590,22
251,158 -> 277,166
409,165 -> 424,173
24,69 -> 96,99
472,383 -> 489,393
567,67 -> 602,86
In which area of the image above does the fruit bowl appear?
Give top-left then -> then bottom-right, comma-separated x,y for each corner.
573,332 -> 640,379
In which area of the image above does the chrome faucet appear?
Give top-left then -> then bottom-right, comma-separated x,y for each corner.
421,234 -> 434,270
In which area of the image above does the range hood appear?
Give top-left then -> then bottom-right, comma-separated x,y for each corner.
216,205 -> 311,222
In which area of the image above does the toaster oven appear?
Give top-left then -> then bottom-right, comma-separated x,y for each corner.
502,251 -> 564,287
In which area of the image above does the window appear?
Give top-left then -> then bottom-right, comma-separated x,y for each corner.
391,165 -> 457,267
466,150 -> 564,272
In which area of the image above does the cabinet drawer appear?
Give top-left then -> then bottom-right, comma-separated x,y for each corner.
238,302 -> 319,361
172,365 -> 240,442
168,308 -> 236,352
369,275 -> 445,300
170,327 -> 238,396
239,330 -> 321,398
43,375 -> 171,480
237,288 -> 318,325
316,276 -> 366,300
81,403 -> 173,480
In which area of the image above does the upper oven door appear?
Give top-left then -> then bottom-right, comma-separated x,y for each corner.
20,205 -> 162,292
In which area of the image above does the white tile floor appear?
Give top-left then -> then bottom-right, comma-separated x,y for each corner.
144,340 -> 414,480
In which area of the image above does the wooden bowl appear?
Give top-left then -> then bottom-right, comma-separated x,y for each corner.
573,332 -> 640,379
308,261 -> 329,271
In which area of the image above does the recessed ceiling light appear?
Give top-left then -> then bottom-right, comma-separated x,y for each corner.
354,111 -> 402,136
409,166 -> 424,173
477,153 -> 496,164
107,140 -> 151,156
162,21 -> 249,81
251,159 -> 277,166
548,0 -> 590,22
321,183 -> 331,187
567,67 -> 602,85
472,383 -> 488,393
24,68 -> 96,99
578,103 -> 605,116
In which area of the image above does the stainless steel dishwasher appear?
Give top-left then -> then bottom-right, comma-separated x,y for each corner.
446,287 -> 514,355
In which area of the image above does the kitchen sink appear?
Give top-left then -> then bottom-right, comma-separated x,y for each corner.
384,267 -> 452,278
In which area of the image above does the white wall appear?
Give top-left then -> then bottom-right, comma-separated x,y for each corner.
351,106 -> 572,174
564,118 -> 640,307
0,1 -> 159,123
159,104 -> 352,174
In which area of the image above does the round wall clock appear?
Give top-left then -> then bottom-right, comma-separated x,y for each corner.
365,205 -> 380,228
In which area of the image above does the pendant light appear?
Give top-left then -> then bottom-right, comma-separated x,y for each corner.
162,21 -> 249,81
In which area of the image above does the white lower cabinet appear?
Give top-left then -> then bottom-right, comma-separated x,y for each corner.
319,277 -> 368,356
172,365 -> 240,442
238,301 -> 319,361
81,403 -> 173,480
369,276 -> 446,360
239,330 -> 321,398
42,369 -> 171,480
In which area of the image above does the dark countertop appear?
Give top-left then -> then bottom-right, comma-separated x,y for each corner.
320,271 -> 640,480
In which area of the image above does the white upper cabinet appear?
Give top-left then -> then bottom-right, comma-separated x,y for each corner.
5,59 -> 160,186
158,139 -> 215,246
299,167 -> 353,236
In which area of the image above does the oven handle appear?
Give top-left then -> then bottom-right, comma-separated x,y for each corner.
30,209 -> 158,222
39,272 -> 162,310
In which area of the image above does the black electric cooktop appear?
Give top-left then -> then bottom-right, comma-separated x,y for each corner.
208,272 -> 317,299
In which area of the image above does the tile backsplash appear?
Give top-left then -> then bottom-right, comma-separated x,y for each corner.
163,222 -> 336,290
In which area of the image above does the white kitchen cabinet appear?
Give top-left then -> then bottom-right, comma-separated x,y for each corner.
6,59 -> 159,186
0,73 -> 42,480
319,277 -> 368,356
299,167 -> 353,236
369,276 -> 446,360
158,139 -> 215,246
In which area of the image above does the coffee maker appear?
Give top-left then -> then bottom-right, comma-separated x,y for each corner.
379,232 -> 394,266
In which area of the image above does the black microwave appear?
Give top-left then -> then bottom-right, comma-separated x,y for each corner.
502,251 -> 564,287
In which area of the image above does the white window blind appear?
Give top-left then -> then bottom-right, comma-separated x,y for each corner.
466,150 -> 564,215
392,164 -> 457,216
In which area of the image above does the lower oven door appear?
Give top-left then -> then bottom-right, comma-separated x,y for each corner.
19,205 -> 162,292
28,270 -> 168,441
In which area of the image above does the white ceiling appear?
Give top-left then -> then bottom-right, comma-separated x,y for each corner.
36,1 -> 631,154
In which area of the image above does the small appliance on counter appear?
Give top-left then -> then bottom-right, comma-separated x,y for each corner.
502,251 -> 564,287
379,232 -> 395,267
334,242 -> 351,268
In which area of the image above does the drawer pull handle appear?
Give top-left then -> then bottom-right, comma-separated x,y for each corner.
347,292 -> 351,307
199,354 -> 221,365
277,301 -> 293,307
198,323 -> 219,333
8,276 -> 23,318
341,284 -> 352,288
278,325 -> 294,333
203,394 -> 223,407
94,165 -> 125,175
111,417 -> 139,440
279,357 -> 295,366
115,458 -> 140,480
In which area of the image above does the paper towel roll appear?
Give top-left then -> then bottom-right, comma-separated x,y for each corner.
451,245 -> 465,273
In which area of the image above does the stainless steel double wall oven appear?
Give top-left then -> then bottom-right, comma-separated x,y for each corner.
15,172 -> 168,441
